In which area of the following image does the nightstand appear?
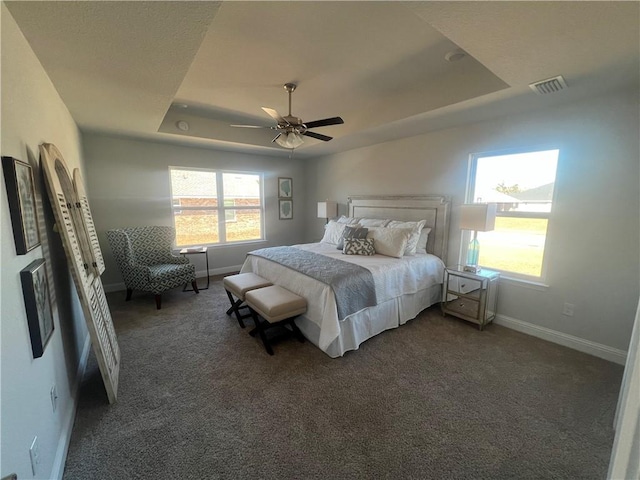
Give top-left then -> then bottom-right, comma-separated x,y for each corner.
441,265 -> 499,330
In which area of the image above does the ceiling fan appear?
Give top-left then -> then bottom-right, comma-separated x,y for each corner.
231,83 -> 344,149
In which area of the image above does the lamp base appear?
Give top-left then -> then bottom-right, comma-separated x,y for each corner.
463,265 -> 482,273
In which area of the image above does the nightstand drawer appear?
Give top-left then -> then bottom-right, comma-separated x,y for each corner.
444,297 -> 480,318
447,276 -> 482,297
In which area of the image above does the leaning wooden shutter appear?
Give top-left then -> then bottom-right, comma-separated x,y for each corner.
73,168 -> 105,275
40,143 -> 120,404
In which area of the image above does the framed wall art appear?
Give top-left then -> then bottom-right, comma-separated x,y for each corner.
278,177 -> 292,198
20,258 -> 55,358
2,156 -> 40,254
279,199 -> 293,220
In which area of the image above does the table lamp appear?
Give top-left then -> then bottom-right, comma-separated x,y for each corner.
460,203 -> 497,273
317,201 -> 337,224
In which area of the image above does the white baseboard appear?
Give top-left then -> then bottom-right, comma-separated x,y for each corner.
495,314 -> 628,365
51,334 -> 92,479
104,265 -> 243,293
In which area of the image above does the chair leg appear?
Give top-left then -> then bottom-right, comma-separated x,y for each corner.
191,281 -> 199,294
126,289 -> 133,301
155,294 -> 162,310
250,308 -> 274,355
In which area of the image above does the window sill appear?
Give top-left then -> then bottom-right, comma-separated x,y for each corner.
499,275 -> 549,291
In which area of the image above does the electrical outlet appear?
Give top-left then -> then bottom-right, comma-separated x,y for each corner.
50,385 -> 58,413
562,302 -> 575,317
29,436 -> 40,476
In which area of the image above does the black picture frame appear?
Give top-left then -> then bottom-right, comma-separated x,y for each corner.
2,156 -> 41,254
20,259 -> 55,358
278,177 -> 292,198
279,199 -> 293,220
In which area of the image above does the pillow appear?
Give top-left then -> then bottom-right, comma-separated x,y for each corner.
386,219 -> 426,255
336,215 -> 360,224
320,221 -> 348,245
358,218 -> 391,227
416,227 -> 432,254
366,227 -> 410,258
336,225 -> 369,250
343,238 -> 375,256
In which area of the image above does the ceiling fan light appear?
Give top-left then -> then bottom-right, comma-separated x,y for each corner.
275,132 -> 304,149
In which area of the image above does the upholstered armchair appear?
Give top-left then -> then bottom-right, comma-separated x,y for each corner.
106,226 -> 198,309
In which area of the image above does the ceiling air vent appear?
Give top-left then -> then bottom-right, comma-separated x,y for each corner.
529,75 -> 568,95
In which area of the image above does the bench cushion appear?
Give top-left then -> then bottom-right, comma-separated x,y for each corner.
223,273 -> 272,300
245,285 -> 307,323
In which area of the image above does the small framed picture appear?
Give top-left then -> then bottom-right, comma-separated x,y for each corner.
278,177 -> 292,198
21,259 -> 55,358
2,156 -> 41,254
279,199 -> 293,220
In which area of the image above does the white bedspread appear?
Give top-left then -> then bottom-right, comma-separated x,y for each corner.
240,242 -> 445,353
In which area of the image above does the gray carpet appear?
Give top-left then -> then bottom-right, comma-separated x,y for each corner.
63,276 -> 623,479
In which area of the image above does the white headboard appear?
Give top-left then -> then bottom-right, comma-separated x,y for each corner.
347,195 -> 451,260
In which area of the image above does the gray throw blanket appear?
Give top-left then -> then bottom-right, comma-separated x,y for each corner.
248,246 -> 377,320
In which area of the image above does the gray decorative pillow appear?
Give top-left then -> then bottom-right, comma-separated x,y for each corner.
337,225 -> 368,250
343,238 -> 375,256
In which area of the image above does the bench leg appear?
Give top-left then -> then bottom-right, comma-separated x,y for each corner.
249,308 -> 274,356
289,319 -> 305,343
155,294 -> 162,310
226,290 -> 247,328
126,288 -> 133,301
192,281 -> 199,294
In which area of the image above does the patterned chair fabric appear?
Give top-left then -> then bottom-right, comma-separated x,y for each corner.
106,226 -> 197,308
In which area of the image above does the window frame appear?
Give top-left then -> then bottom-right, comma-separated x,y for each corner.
169,166 -> 265,247
465,145 -> 560,283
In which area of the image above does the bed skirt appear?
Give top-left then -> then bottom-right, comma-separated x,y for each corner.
294,284 -> 442,358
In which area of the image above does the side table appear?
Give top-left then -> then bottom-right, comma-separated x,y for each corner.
180,247 -> 210,291
441,265 -> 499,330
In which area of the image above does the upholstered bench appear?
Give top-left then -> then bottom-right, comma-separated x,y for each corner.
245,285 -> 307,355
223,273 -> 273,328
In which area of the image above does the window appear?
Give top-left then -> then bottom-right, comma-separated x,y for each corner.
169,167 -> 263,247
467,148 -> 559,280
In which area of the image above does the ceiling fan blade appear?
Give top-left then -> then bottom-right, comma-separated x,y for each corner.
303,131 -> 333,142
230,124 -> 268,128
262,107 -> 287,124
304,117 -> 344,129
271,133 -> 282,143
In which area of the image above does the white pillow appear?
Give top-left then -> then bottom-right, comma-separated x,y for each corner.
359,218 -> 390,227
320,221 -> 349,245
416,227 -> 432,254
387,219 -> 426,255
367,227 -> 410,258
336,215 -> 360,224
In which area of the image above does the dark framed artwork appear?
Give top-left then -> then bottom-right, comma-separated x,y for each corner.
278,177 -> 292,198
279,199 -> 293,220
20,259 -> 55,358
2,156 -> 41,254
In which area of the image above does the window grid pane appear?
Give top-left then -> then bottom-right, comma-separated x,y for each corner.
170,168 -> 263,247
470,149 -> 559,279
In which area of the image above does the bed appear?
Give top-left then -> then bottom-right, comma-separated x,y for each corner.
240,195 -> 450,357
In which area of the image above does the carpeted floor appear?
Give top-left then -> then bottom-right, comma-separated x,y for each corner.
63,276 -> 623,479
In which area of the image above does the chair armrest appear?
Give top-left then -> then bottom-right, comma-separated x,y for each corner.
166,255 -> 190,265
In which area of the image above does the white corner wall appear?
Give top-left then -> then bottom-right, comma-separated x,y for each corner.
304,88 -> 640,359
1,5 -> 90,479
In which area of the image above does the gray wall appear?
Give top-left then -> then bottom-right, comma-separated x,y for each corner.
82,133 -> 308,288
1,5 -> 89,479
303,88 -> 640,353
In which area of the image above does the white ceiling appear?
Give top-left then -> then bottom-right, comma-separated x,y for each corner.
5,1 -> 639,158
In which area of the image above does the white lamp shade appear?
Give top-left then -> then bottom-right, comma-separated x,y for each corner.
460,203 -> 497,231
317,201 -> 338,219
275,132 -> 304,149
